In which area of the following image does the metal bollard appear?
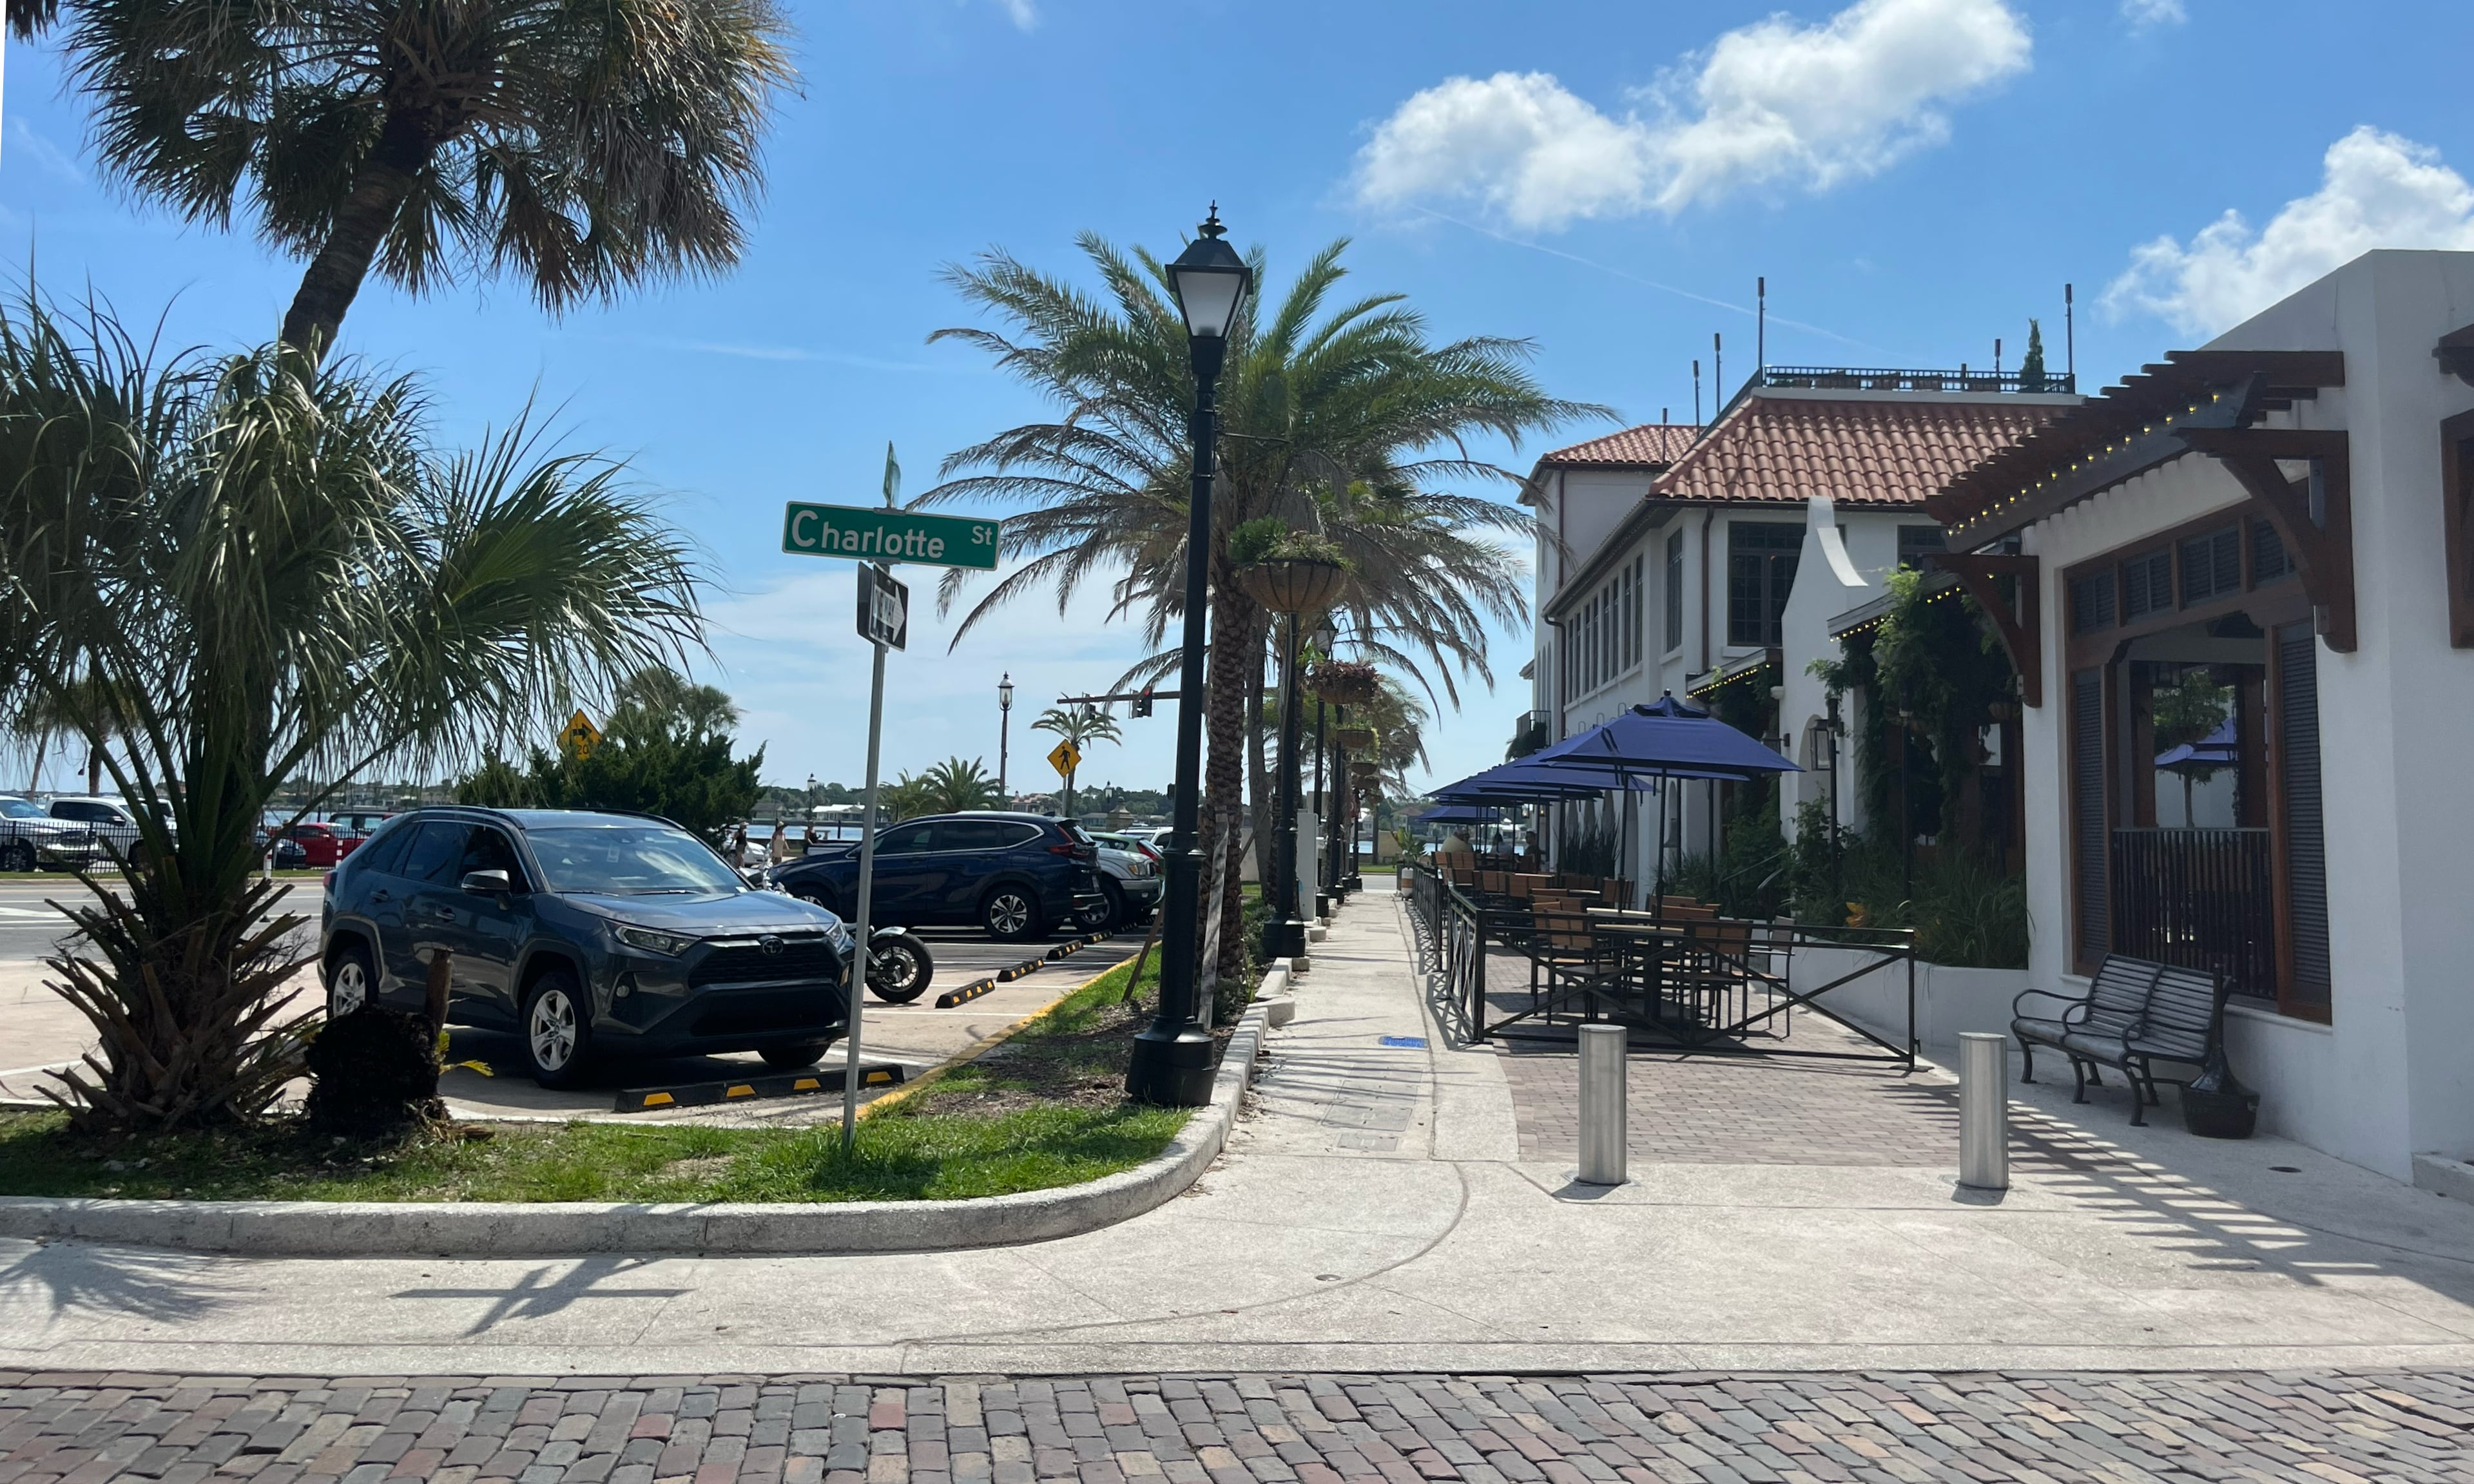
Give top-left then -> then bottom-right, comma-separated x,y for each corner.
1577,1023 -> 1627,1186
1958,1031 -> 2009,1190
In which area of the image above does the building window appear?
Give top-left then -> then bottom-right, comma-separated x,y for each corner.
2121,548 -> 2172,622
1663,532 -> 1684,651
1897,525 -> 1946,570
2069,571 -> 2116,634
1585,593 -> 1600,692
1726,522 -> 1802,647
2250,519 -> 2292,584
2178,525 -> 2241,606
1624,557 -> 1642,669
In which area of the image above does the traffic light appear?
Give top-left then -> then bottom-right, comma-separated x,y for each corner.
1132,686 -> 1154,718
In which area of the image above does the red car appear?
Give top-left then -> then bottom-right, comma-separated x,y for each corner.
283,822 -> 351,868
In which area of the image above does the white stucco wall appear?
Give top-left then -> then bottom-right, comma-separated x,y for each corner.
2014,249 -> 2474,1182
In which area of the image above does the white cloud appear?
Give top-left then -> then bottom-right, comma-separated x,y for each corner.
992,0 -> 1036,30
2103,126 -> 2474,336
8,123 -> 85,184
1352,0 -> 2031,229
2120,0 -> 2187,28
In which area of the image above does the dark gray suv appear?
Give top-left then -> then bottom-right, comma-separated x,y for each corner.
320,807 -> 851,1087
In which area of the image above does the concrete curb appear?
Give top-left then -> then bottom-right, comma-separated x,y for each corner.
0,1003 -> 1272,1258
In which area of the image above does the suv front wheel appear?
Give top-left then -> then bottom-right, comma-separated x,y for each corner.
981,885 -> 1045,942
519,967 -> 595,1088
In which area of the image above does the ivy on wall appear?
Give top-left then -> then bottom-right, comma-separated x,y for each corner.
1811,568 -> 2017,843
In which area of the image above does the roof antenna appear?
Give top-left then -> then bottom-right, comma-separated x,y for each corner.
2064,283 -> 2076,389
1693,360 -> 1702,426
1661,406 -> 1669,425
1713,332 -> 1723,412
1995,337 -> 2003,381
1756,277 -> 1766,376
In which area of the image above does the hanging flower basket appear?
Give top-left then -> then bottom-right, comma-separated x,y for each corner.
1309,660 -> 1383,708
1333,724 -> 1378,751
1234,557 -> 1349,615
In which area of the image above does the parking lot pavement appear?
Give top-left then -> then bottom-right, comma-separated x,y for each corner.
0,917 -> 1142,1122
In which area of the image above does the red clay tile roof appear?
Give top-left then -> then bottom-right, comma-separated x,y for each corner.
1653,392 -> 2069,507
1537,423 -> 1702,468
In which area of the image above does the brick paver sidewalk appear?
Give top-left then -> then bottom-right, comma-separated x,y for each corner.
4,1371 -> 2469,1484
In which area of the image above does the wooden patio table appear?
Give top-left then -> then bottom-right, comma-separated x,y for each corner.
1582,910 -> 1691,1023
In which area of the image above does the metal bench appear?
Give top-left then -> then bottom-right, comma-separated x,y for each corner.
2011,956 -> 2231,1126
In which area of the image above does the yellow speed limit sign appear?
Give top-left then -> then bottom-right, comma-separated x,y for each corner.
1046,738 -> 1081,780
560,709 -> 602,760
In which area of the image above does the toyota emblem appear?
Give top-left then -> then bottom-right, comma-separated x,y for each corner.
759,934 -> 785,956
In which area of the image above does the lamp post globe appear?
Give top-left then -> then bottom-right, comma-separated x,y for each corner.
1128,206 -> 1252,1109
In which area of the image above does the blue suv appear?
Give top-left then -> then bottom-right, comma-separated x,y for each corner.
765,811 -> 1102,941
320,807 -> 851,1087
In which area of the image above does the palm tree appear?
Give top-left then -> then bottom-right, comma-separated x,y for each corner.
922,234 -> 1602,979
915,762 -> 999,816
0,294 -> 702,1133
1030,704 -> 1119,817
31,0 -> 791,356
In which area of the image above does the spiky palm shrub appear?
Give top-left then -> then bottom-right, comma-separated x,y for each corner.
0,296 -> 701,1133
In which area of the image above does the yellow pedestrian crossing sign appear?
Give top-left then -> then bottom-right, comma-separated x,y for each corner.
1047,739 -> 1081,780
560,709 -> 603,760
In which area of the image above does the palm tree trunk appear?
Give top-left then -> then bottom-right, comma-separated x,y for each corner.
1201,581 -> 1260,988
279,110 -> 440,356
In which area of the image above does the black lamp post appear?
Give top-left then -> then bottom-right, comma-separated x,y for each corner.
1128,206 -> 1251,1108
1262,613 -> 1309,960
997,673 -> 1014,798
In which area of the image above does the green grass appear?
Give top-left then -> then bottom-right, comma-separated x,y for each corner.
0,961 -> 1191,1204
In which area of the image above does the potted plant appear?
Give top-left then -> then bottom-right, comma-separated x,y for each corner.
1309,660 -> 1383,708
2180,1048 -> 2259,1139
1333,724 -> 1378,751
1228,517 -> 1351,615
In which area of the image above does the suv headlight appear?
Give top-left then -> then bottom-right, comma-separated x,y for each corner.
824,920 -> 853,956
614,924 -> 697,957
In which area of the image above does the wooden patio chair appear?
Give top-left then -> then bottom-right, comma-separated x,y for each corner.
1672,917 -> 1756,1026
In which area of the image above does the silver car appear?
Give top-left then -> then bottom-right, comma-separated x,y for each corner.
1081,831 -> 1166,931
0,796 -> 97,872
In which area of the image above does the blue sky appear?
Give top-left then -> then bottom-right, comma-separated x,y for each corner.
6,0 -> 2473,800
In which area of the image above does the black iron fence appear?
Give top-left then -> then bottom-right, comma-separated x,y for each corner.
2110,827 -> 2275,999
1406,863 -> 1917,1066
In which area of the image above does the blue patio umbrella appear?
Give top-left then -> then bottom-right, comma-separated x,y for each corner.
1531,693 -> 1801,781
2155,717 -> 2238,772
1528,693 -> 1800,907
1429,756 -> 1640,802
2156,717 -> 2239,825
1412,803 -> 1507,824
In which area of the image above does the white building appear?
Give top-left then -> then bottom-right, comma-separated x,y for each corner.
1922,249 -> 2474,1184
1524,371 -> 2077,881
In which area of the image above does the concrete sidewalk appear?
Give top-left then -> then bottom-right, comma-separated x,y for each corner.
4,880 -> 2474,1376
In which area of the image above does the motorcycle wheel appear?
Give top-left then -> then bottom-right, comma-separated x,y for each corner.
866,930 -> 934,1005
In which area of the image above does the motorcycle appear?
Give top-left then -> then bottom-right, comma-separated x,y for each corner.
862,925 -> 934,1005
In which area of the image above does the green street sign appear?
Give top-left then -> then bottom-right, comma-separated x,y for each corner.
781,503 -> 1001,570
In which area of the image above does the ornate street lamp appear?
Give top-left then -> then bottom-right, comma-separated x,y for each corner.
997,672 -> 1015,796
1128,207 -> 1251,1108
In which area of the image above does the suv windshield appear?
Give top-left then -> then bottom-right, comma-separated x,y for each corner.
525,822 -> 744,896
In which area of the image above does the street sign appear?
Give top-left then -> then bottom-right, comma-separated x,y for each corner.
856,564 -> 909,650
1047,739 -> 1081,780
559,709 -> 602,760
783,503 -> 1001,570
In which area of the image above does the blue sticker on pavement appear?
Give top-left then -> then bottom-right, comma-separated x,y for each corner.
1378,1035 -> 1427,1047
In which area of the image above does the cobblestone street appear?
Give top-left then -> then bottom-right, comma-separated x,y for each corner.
5,1370 -> 2472,1484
